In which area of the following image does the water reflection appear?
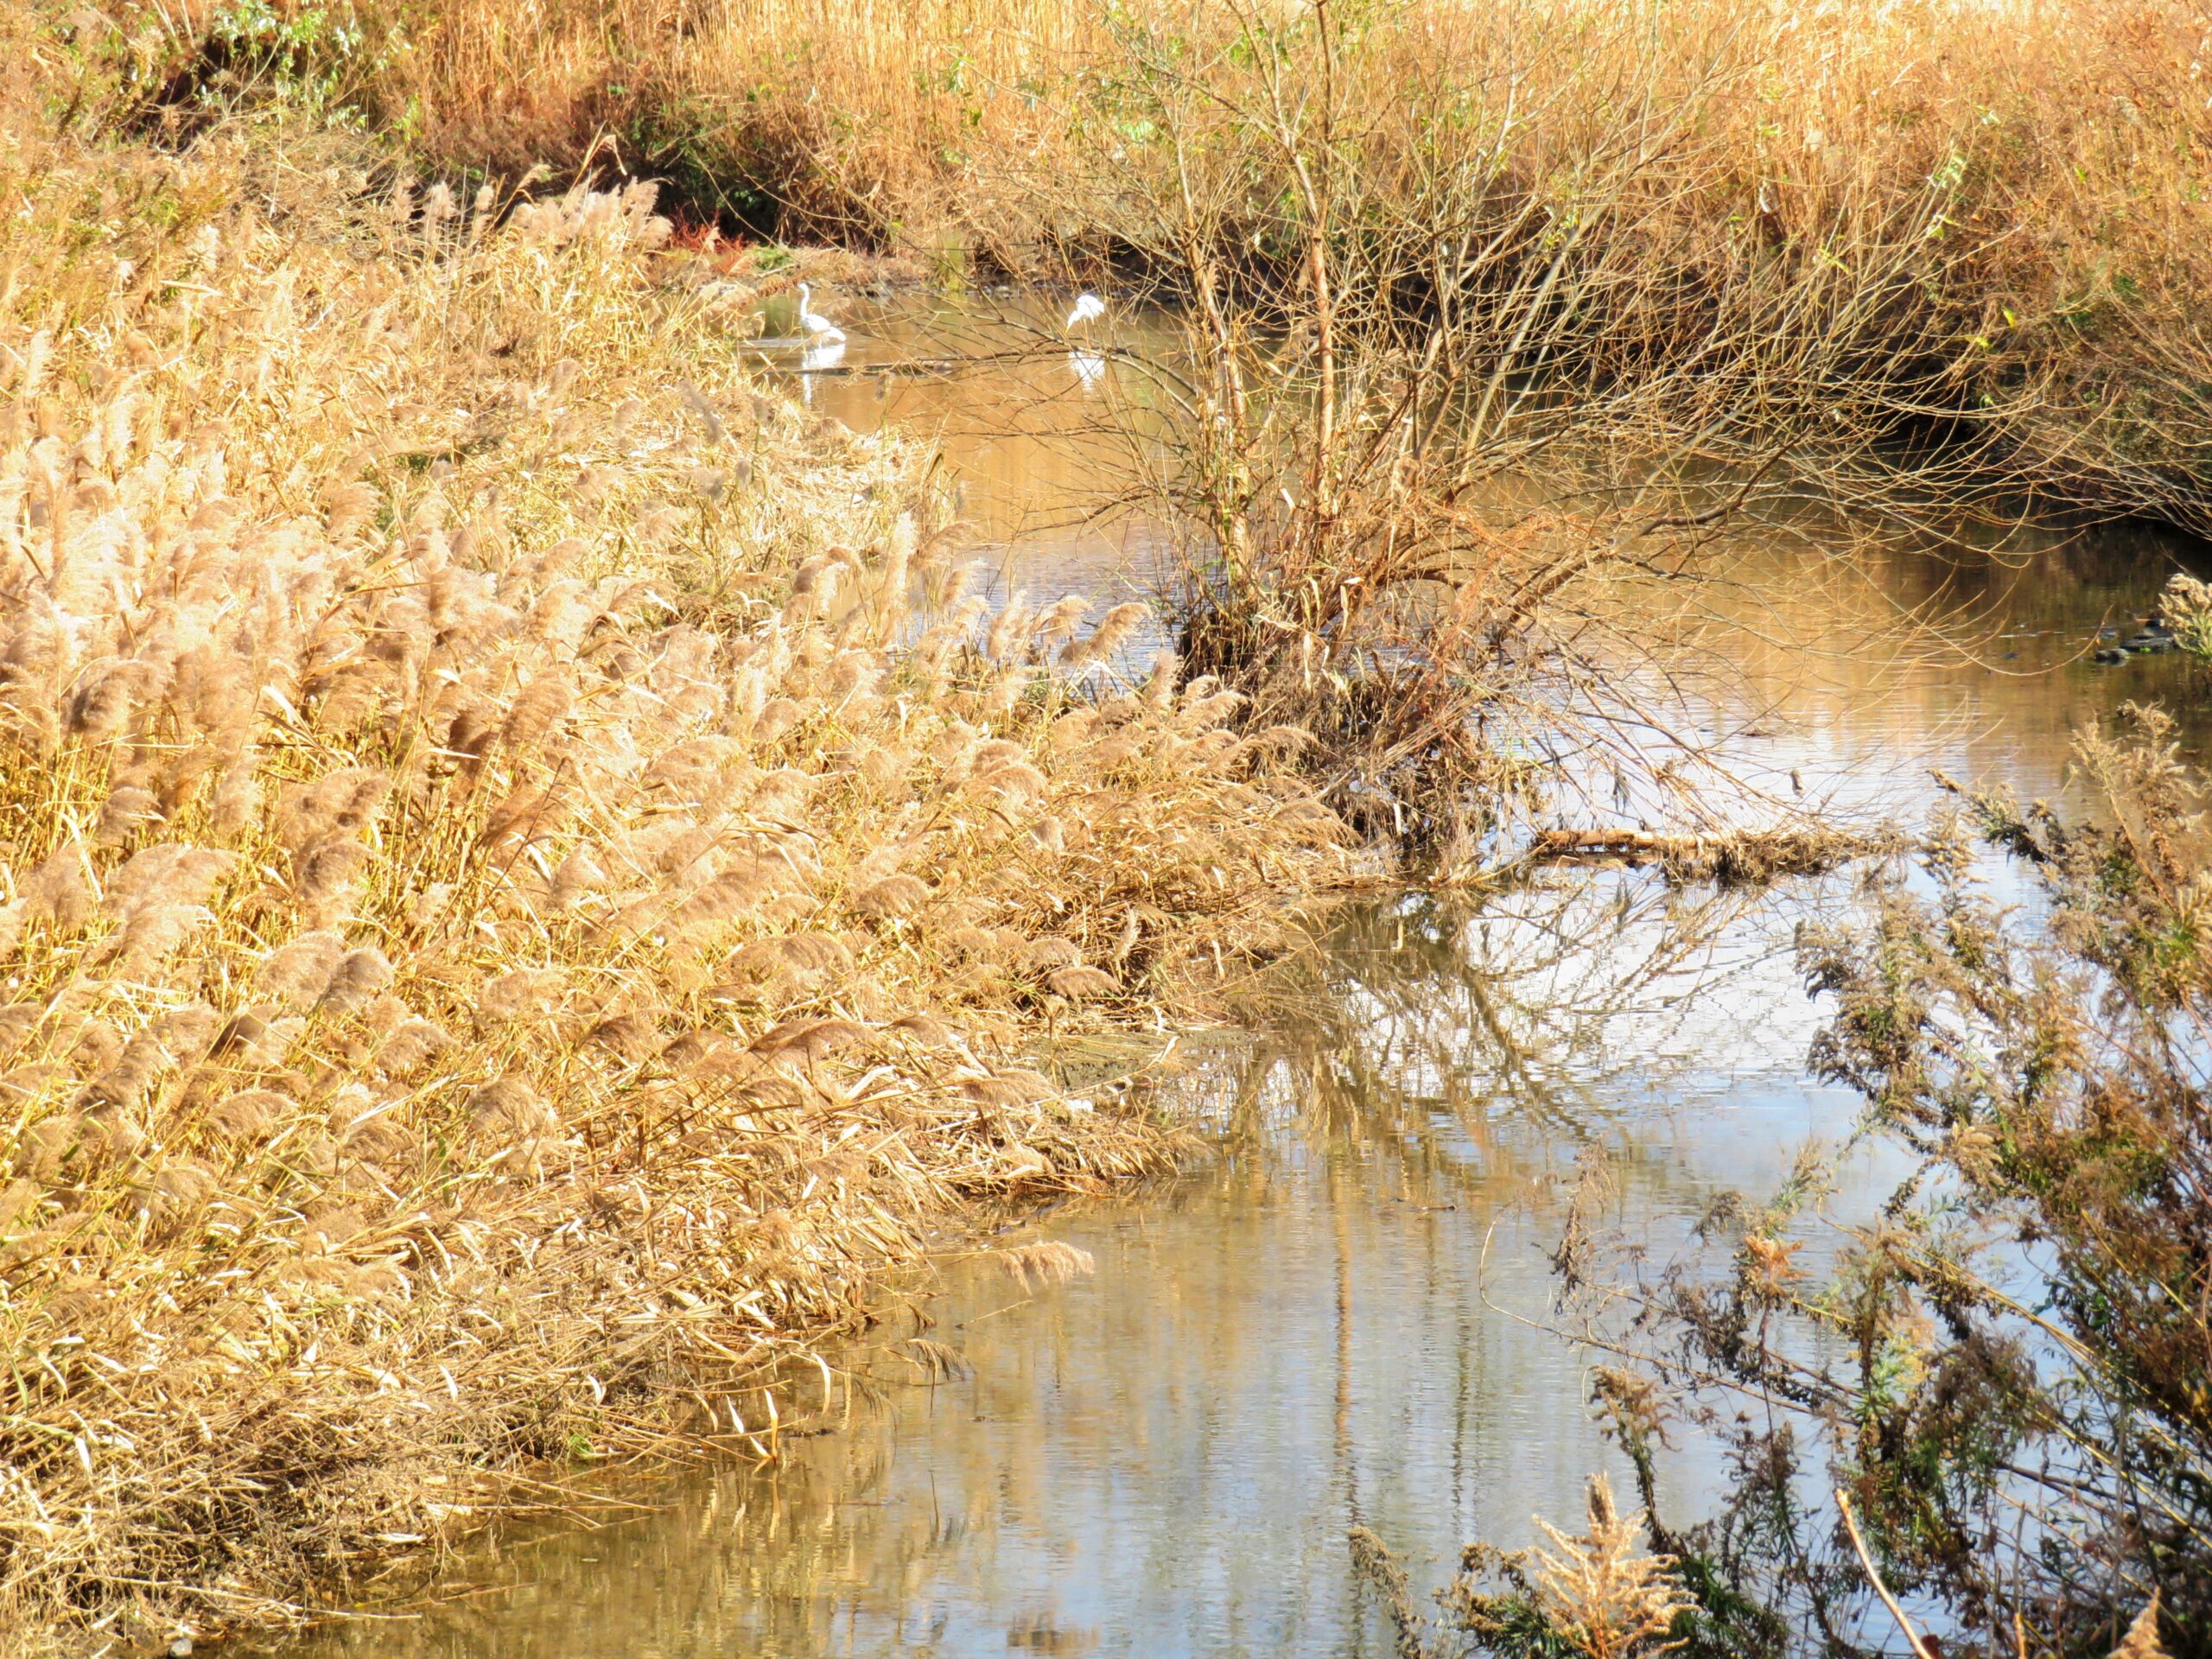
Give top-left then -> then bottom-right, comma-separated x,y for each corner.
257,297 -> 2208,1657
746,293 -> 1179,602
264,873 -> 1914,1659
755,293 -> 2209,828
1066,347 -> 1107,391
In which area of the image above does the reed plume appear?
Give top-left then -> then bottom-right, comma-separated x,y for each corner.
0,108 -> 1351,1655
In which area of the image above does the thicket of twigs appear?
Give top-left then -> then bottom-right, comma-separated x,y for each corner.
1313,728 -> 2209,1659
1402,715 -> 2209,1659
0,114 -> 1351,1651
33,0 -> 2208,856
1013,0 -> 1974,859
1793,718 -> 2212,1656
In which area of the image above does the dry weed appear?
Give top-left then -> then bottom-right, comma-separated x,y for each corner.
105,0 -> 2211,527
0,122 -> 1350,1652
1530,1477 -> 1694,1659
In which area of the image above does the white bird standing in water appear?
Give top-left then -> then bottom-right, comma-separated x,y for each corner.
1065,293 -> 1107,389
797,283 -> 845,343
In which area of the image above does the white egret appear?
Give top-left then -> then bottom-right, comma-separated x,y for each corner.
1065,292 -> 1106,330
797,283 -> 845,343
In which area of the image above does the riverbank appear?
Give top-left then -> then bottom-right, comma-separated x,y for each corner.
66,0 -> 2212,534
0,121 -> 1353,1655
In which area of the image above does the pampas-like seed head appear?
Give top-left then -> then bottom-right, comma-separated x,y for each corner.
292,836 -> 372,925
1046,965 -> 1116,1000
1032,594 -> 1089,655
984,594 -> 1032,663
210,1089 -> 294,1142
257,930 -> 347,1011
95,784 -> 162,847
751,1017 -> 872,1065
316,947 -> 395,1014
375,1019 -> 451,1078
24,846 -> 93,930
850,874 -> 931,921
501,675 -> 573,751
1020,938 -> 1084,974
998,1240 -> 1095,1289
480,967 -> 566,1020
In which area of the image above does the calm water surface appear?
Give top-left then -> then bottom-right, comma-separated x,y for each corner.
261,294 -> 2207,1658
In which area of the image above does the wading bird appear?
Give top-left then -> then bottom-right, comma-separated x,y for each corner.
1066,293 -> 1107,389
797,283 -> 845,343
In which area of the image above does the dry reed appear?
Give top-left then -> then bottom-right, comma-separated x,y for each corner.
0,116 -> 1351,1653
86,0 -> 2212,528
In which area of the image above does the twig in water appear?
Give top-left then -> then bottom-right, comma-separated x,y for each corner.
1835,1488 -> 1936,1659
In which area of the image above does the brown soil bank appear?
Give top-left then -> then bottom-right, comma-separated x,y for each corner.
58,0 -> 2212,534
0,121 -> 1351,1654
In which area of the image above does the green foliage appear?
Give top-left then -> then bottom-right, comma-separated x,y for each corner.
1595,714 -> 2212,1656
1446,720 -> 2212,1659
170,0 -> 396,129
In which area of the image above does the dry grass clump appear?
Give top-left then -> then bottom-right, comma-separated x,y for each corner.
1351,1475 -> 1692,1659
2113,1595 -> 2173,1659
0,122 -> 1350,1651
1525,1478 -> 1694,1659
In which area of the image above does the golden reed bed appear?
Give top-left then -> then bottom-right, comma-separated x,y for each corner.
0,125 -> 1350,1651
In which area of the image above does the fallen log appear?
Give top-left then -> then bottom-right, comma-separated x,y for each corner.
1529,825 -> 1901,880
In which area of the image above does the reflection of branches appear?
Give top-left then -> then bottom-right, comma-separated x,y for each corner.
1222,873 -> 1821,1205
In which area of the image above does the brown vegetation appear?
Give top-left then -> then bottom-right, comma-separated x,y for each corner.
30,0 -> 2210,859
44,0 -> 2209,530
1467,716 -> 2212,1659
1791,718 -> 2212,1651
0,118 -> 1351,1652
1352,1473 -> 1694,1659
8,0 -> 2212,1650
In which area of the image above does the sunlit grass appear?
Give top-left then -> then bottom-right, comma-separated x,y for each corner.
0,121 -> 1351,1651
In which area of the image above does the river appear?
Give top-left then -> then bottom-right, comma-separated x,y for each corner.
255,291 -> 2206,1659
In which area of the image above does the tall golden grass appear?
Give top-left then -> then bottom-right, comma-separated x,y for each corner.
149,0 -> 2207,526
0,116 -> 1350,1650
59,0 -> 2202,851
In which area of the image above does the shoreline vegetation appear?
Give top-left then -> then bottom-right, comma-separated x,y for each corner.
0,112 -> 1354,1652
80,0 -> 2212,534
7,1 -> 2212,1656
